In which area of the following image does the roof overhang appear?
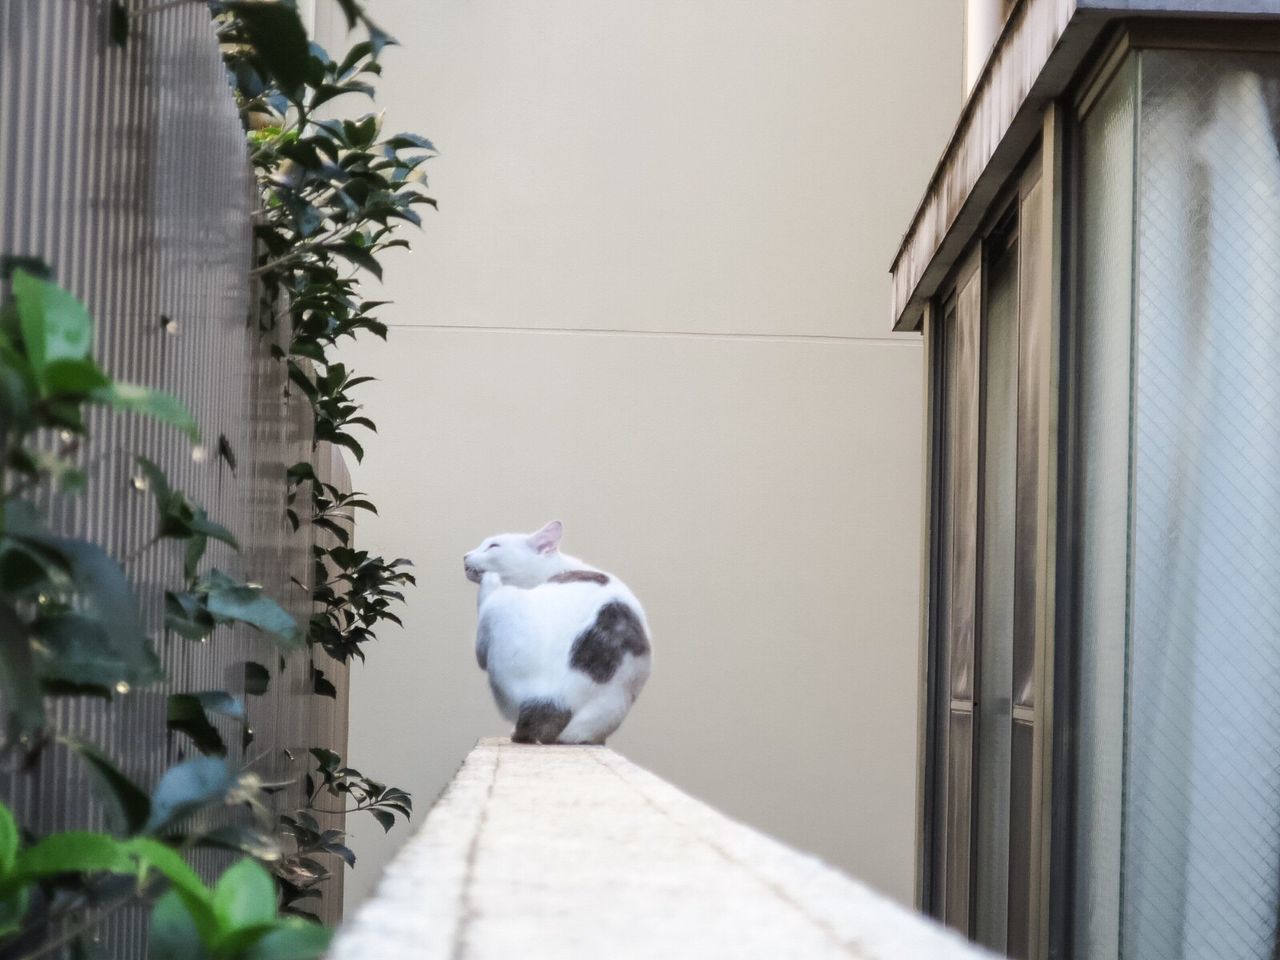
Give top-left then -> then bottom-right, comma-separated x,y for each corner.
888,0 -> 1280,332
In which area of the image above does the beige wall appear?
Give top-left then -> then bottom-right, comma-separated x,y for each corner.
337,0 -> 960,910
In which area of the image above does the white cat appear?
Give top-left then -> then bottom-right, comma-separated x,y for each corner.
463,520 -> 652,745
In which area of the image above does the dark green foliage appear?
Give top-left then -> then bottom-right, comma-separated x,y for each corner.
212,1 -> 433,471
310,547 -> 414,663
0,0 -> 423,951
63,737 -> 151,835
0,270 -> 195,737
108,2 -> 128,47
144,757 -> 236,836
243,661 -> 270,696
167,693 -> 247,758
166,570 -> 300,647
309,665 -> 336,700
274,748 -> 408,915
135,457 -> 239,579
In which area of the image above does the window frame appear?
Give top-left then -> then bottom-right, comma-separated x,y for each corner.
919,112 -> 1065,959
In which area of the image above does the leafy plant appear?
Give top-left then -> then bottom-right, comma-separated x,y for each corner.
0,268 -> 312,955
273,748 -> 409,917
0,801 -> 330,959
309,546 -> 414,663
0,269 -> 195,739
0,0 -> 428,950
210,0 -> 424,908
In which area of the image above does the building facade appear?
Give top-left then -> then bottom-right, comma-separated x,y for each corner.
902,2 -> 1280,958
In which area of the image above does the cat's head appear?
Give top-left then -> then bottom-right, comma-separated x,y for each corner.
464,520 -> 564,588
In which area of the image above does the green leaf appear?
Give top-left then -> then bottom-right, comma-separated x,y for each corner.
336,40 -> 372,77
14,832 -> 133,880
0,602 -> 44,738
190,510 -> 239,552
310,666 -> 336,699
217,434 -> 237,473
34,614 -> 140,694
244,661 -> 270,696
365,21 -> 395,57
242,919 -> 331,960
92,382 -> 198,441
212,859 -> 277,931
369,808 -> 395,833
133,455 -> 173,502
167,694 -> 230,757
108,1 -> 128,46
0,256 -> 52,281
285,462 -> 317,484
184,535 -> 209,582
195,691 -> 244,720
149,889 -> 212,960
385,132 -> 436,152
0,888 -> 29,939
145,757 -> 233,833
38,538 -> 163,688
330,243 -> 383,280
11,269 -> 92,377
329,432 -> 364,463
0,804 -> 19,878
126,837 -> 219,942
63,737 -> 151,835
165,590 -> 216,642
198,825 -> 280,862
332,0 -> 361,29
42,358 -> 110,394
204,571 -> 300,646
0,540 -> 55,597
309,747 -> 340,772
227,2 -> 310,90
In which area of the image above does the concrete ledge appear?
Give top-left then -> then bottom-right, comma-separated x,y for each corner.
328,738 -> 991,959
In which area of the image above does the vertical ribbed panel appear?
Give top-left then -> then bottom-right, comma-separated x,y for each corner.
0,0 -> 350,952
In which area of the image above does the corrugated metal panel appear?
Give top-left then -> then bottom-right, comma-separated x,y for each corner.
0,0 -> 350,951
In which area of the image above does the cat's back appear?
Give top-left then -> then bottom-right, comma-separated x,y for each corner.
536,568 -> 645,622
481,567 -> 646,637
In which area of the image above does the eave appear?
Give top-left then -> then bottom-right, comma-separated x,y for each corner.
889,0 -> 1280,332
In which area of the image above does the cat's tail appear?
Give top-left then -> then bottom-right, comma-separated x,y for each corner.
511,699 -> 572,744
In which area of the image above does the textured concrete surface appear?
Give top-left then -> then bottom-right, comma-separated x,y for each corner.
328,739 -> 991,959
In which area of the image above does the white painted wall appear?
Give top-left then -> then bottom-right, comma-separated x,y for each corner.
333,0 -> 960,910
964,0 -> 1006,92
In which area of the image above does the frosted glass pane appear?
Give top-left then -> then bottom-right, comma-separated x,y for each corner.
1122,49 -> 1280,960
1074,56 -> 1135,960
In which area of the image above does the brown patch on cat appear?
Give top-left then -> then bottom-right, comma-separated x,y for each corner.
512,700 -> 573,744
570,602 -> 650,684
548,570 -> 610,586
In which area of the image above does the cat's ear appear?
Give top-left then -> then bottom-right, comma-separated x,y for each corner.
529,520 -> 563,555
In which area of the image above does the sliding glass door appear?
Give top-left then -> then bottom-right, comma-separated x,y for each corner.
926,146 -> 1056,960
